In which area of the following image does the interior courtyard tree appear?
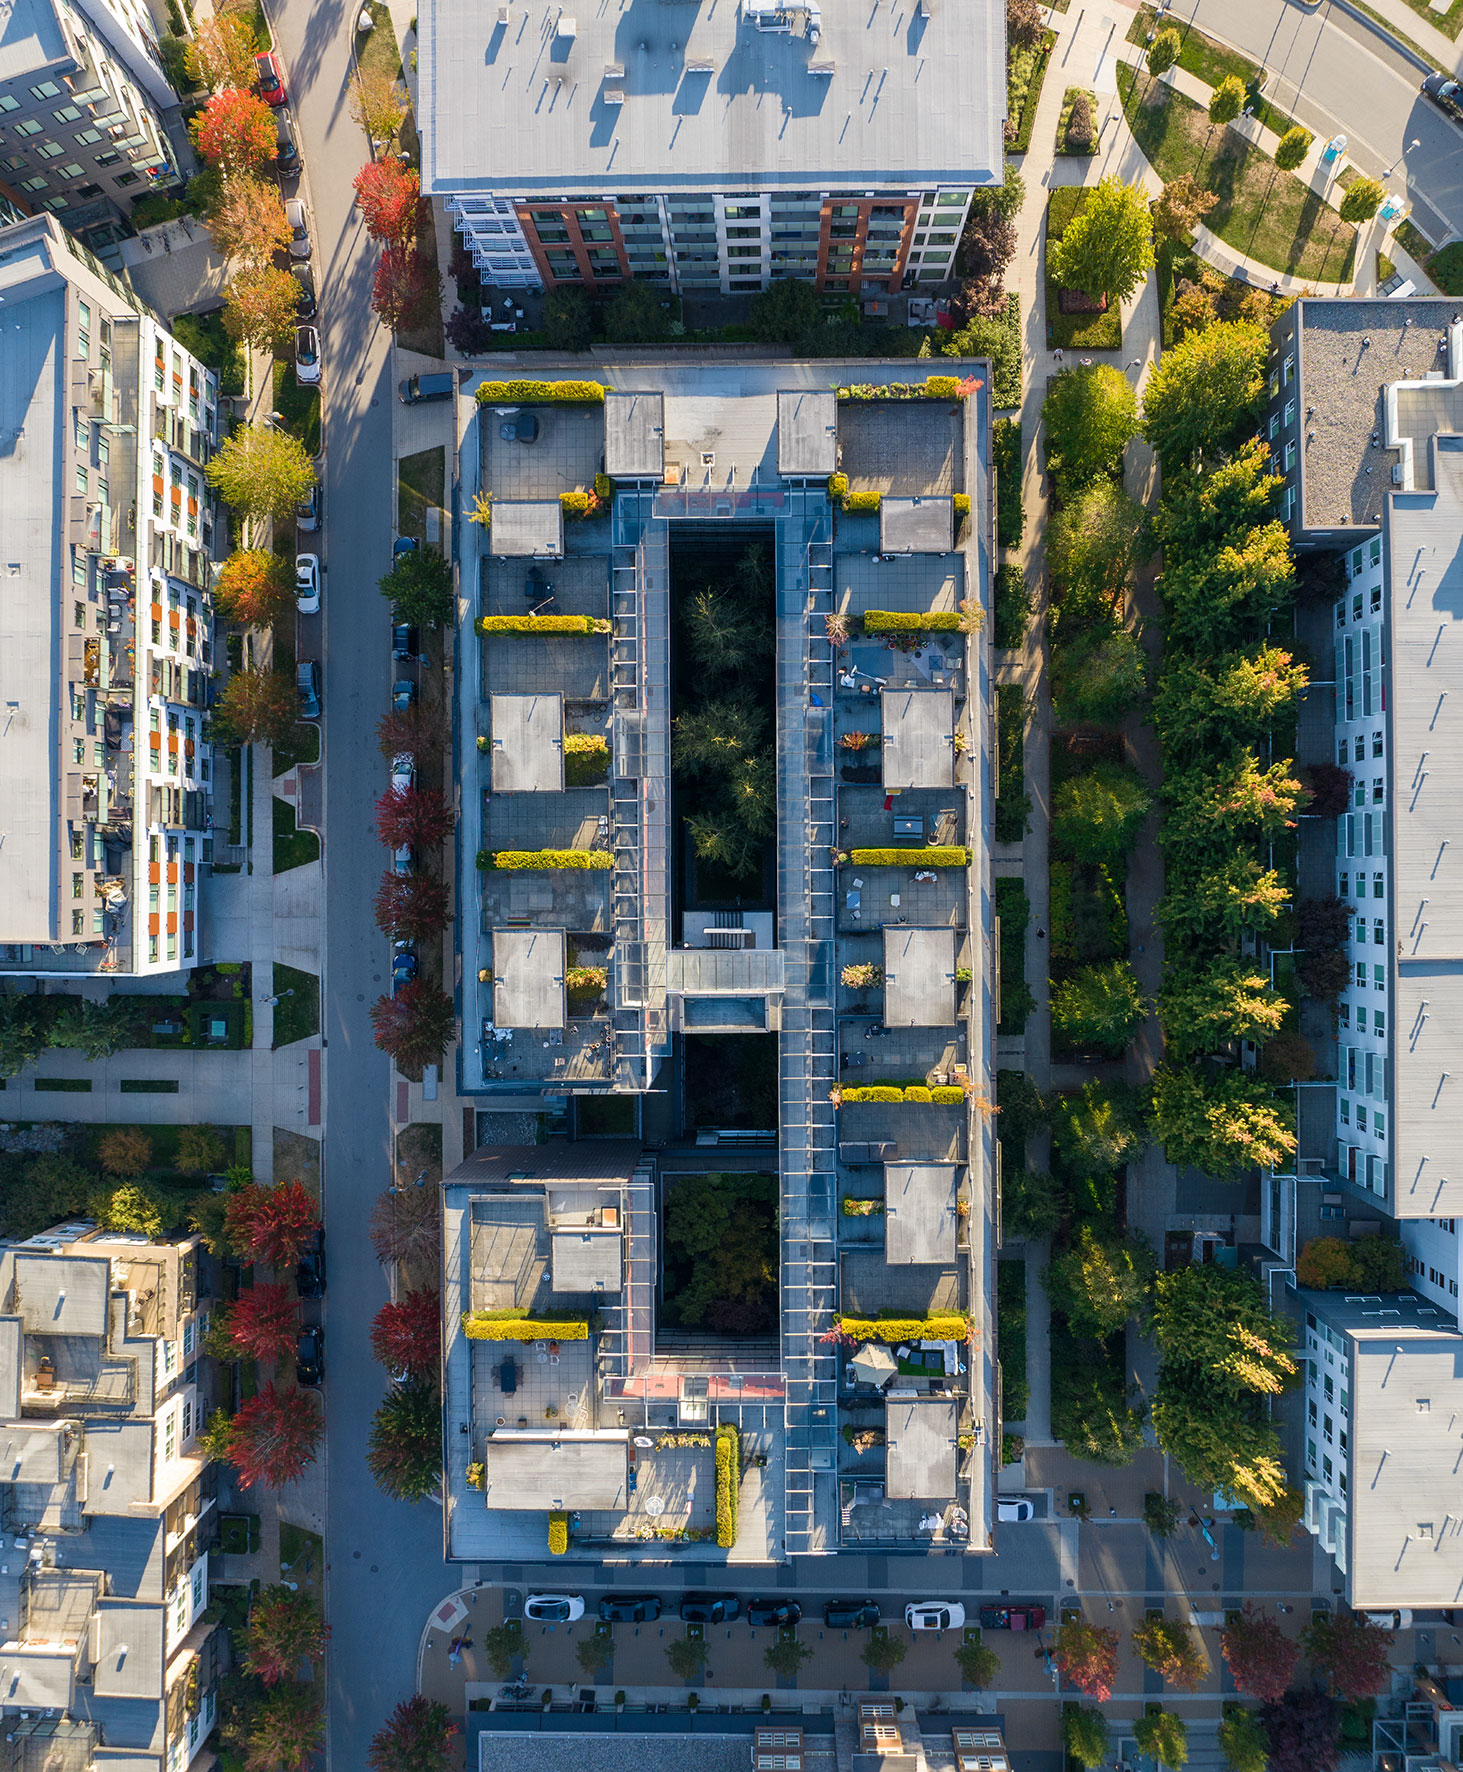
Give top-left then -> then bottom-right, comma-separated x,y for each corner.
1047,174 -> 1156,306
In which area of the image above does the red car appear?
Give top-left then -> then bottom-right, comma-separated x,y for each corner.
254,50 -> 287,106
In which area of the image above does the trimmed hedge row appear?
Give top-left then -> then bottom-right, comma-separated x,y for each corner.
478,849 -> 614,870
839,1084 -> 968,1105
548,1512 -> 568,1554
993,563 -> 1032,650
863,609 -> 962,633
462,1310 -> 590,1340
847,845 -> 970,866
475,379 -> 605,404
715,1422 -> 740,1550
476,614 -> 611,634
993,418 -> 1024,548
835,376 -> 966,400
839,1314 -> 971,1343
844,489 -> 882,514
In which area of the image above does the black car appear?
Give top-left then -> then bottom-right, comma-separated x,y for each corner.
599,1594 -> 662,1623
1422,71 -> 1463,122
747,1600 -> 801,1628
290,260 -> 316,320
392,622 -> 420,661
296,1227 -> 325,1298
681,1594 -> 741,1624
824,1600 -> 880,1629
296,1323 -> 323,1386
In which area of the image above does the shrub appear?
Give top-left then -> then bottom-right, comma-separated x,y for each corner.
715,1422 -> 740,1548
474,379 -> 604,404
475,613 -> 610,634
548,1512 -> 568,1555
560,488 -> 604,520
478,849 -> 613,870
828,472 -> 850,498
1065,91 -> 1096,152
837,1084 -> 965,1104
843,489 -> 882,513
993,417 -> 1024,547
461,1311 -> 590,1340
837,1314 -> 970,1343
862,609 -> 962,634
1274,125 -> 1313,170
564,733 -> 610,786
993,563 -> 1032,649
841,963 -> 884,989
846,845 -> 969,866
1296,1235 -> 1404,1292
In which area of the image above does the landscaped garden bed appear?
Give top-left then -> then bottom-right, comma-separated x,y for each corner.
1046,190 -> 1123,351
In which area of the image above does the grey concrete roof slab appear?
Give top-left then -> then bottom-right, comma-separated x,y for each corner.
881,689 -> 954,789
880,497 -> 954,555
777,390 -> 837,478
885,1397 -> 959,1499
550,1226 -> 623,1294
605,391 -> 665,480
492,928 -> 566,1031
482,1428 -> 628,1510
883,926 -> 956,1027
12,1254 -> 110,1338
92,1600 -> 162,1700
490,693 -> 564,794
883,1162 -> 959,1266
489,501 -> 564,558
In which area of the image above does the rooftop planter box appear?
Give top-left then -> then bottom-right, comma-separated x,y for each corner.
461,1310 -> 590,1340
476,614 -> 611,634
838,1313 -> 971,1343
863,610 -> 967,634
835,376 -> 972,401
478,848 -> 614,870
835,1083 -> 968,1105
475,379 -> 606,404
715,1422 -> 739,1550
846,845 -> 970,867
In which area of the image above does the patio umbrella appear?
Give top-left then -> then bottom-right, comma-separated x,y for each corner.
850,1343 -> 898,1388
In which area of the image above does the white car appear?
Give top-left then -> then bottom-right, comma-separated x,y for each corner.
294,323 -> 320,385
997,1498 -> 1035,1523
284,195 -> 311,259
295,553 -> 320,615
390,752 -> 415,794
906,1601 -> 965,1633
1364,1609 -> 1413,1631
524,1593 -> 585,1623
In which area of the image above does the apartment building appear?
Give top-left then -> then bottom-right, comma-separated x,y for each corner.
0,0 -> 183,252
0,213 -> 220,978
418,0 -> 1004,295
0,1219 -> 221,1770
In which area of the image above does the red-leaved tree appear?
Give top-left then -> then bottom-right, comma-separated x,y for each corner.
353,158 -> 426,247
373,870 -> 452,940
370,243 -> 440,333
193,87 -> 278,173
242,1584 -> 330,1685
224,1179 -> 320,1268
1221,1604 -> 1299,1704
1052,1618 -> 1121,1703
1262,1690 -> 1341,1772
375,785 -> 455,851
227,1382 -> 322,1489
370,982 -> 456,1073
369,1288 -> 441,1376
368,1694 -> 458,1772
226,1281 -> 299,1365
1303,1610 -> 1394,1701
376,701 -> 446,761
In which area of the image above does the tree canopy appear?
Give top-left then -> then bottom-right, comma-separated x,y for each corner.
1042,364 -> 1139,493
1048,175 -> 1156,305
1141,321 -> 1268,468
1149,1065 -> 1296,1178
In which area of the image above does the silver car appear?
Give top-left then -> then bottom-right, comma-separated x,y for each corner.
284,196 -> 311,260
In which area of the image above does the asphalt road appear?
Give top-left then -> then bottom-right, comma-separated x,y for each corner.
1164,0 -> 1463,244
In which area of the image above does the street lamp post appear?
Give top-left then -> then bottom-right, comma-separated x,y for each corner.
1383,138 -> 1420,178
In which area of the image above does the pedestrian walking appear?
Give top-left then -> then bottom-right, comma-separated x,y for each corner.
1053,346 -> 1064,363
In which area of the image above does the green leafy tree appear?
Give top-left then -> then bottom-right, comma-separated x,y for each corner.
246,1683 -> 323,1772
861,1631 -> 909,1675
1131,1617 -> 1210,1691
576,1635 -> 615,1679
749,277 -> 823,344
207,422 -> 316,526
1046,1225 -> 1156,1337
243,1585 -> 330,1686
1135,1709 -> 1189,1769
1151,173 -> 1218,243
1274,125 -> 1313,170
603,279 -> 670,343
176,1124 -> 227,1175
1141,321 -> 1268,467
1048,174 -> 1156,305
1157,854 -> 1289,948
91,1181 -> 166,1237
1160,524 -> 1297,653
48,997 -> 141,1059
1051,960 -> 1146,1055
1154,648 -> 1308,762
1338,177 -> 1384,223
1052,1355 -> 1147,1464
1218,1707 -> 1270,1772
685,582 -> 774,678
764,1636 -> 814,1679
1149,1064 -> 1296,1178
666,1634 -> 708,1679
1051,624 -> 1148,727
955,1640 -> 999,1686
661,1171 -> 778,1333
0,994 -> 51,1078
1146,27 -> 1180,75
1064,1705 -> 1112,1770
379,549 -> 454,627
365,1378 -> 441,1502
98,1126 -> 153,1177
1042,364 -> 1139,493
1157,438 -> 1283,552
1143,1493 -> 1182,1537
213,666 -> 299,747
1161,750 -> 1307,868
1154,1263 -> 1297,1391
1159,959 -> 1288,1061
1051,1080 -> 1148,1176
1003,1166 -> 1068,1239
543,287 -> 594,351
482,1622 -> 525,1678
1208,75 -> 1245,128
1053,760 -> 1152,866
368,1696 -> 457,1772
1048,480 -> 1148,615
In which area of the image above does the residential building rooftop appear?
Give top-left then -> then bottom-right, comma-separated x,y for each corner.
883,1162 -> 960,1266
491,692 -> 564,793
492,927 -> 567,1030
882,926 -> 957,1027
482,1428 -> 629,1510
885,1397 -> 959,1500
881,689 -> 955,790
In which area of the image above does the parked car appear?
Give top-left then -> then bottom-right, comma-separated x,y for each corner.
290,260 -> 316,319
747,1600 -> 801,1628
297,475 -> 321,533
284,196 -> 311,259
296,659 -> 320,719
978,1604 -> 1045,1632
399,371 -> 455,404
524,1594 -> 585,1623
997,1498 -> 1035,1523
295,553 -> 320,615
1422,71 -> 1463,122
906,1601 -> 965,1633
390,752 -> 415,794
392,623 -> 420,661
599,1595 -> 661,1623
294,323 -> 320,385
296,1226 -> 325,1297
274,108 -> 300,177
295,1323 -> 323,1386
254,49 -> 286,105
393,536 -> 419,557
680,1594 -> 740,1624
392,942 -> 418,986
824,1600 -> 880,1629
392,843 -> 416,876
392,678 -> 417,714
1365,1609 -> 1413,1631
499,408 -> 539,442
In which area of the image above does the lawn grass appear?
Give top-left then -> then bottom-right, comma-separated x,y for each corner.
1428,241 -> 1463,295
1117,66 -> 1356,284
1398,0 -> 1463,38
272,963 -> 320,1048
272,362 -> 322,457
273,796 -> 319,872
271,721 -> 319,774
1056,87 -> 1099,154
995,875 -> 1034,1035
1126,5 -> 1297,134
120,1078 -> 180,1093
995,685 -> 1031,844
1392,216 -> 1434,263
1046,188 -> 1123,351
398,446 -> 446,546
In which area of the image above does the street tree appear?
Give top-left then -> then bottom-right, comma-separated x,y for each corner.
369,1287 -> 441,1376
1303,1610 -> 1394,1700
350,62 -> 407,144
1339,176 -> 1385,223
1063,1706 -> 1111,1770
224,1178 -> 320,1267
227,1382 -> 322,1488
860,1631 -> 909,1674
481,1623 -> 526,1678
375,785 -> 455,851
1131,1618 -> 1210,1692
1218,1708 -> 1270,1772
243,1585 -> 330,1685
193,87 -> 277,173
1048,175 -> 1156,306
1135,1709 -> 1189,1769
223,266 -> 303,354
373,870 -> 452,941
765,1637 -> 814,1679
1261,1691 -> 1341,1772
1274,125 -> 1314,170
1141,320 -> 1268,466
1046,1225 -> 1156,1339
211,667 -> 298,748
205,174 -> 293,266
184,14 -> 257,91
353,158 -> 426,246
370,982 -> 455,1073
1149,1065 -> 1296,1178
1219,1604 -> 1298,1703
245,1683 -> 323,1772
1042,364 -> 1139,493
369,1182 -> 441,1270
1051,1619 -> 1120,1701
379,548 -> 454,626
666,1634 -> 708,1678
954,1639 -> 999,1686
1208,75 -> 1245,128
1146,27 -> 1180,75
1006,0 -> 1045,48
214,548 -> 295,628
366,1377 -> 442,1501
376,701 -> 448,761
1051,625 -> 1148,727
207,421 -> 316,524
368,1696 -> 457,1772
371,243 -> 440,333
225,1281 -> 299,1365
1048,479 -> 1148,614
1159,959 -> 1288,1061
1151,173 -> 1218,243
1051,960 -> 1146,1055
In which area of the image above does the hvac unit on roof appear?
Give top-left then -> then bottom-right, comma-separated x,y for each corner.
604,87 -> 625,102
556,12 -> 576,35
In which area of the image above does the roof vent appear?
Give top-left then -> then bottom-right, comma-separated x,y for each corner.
603,86 -> 625,102
556,13 -> 576,36
808,57 -> 835,73
686,54 -> 714,69
604,60 -> 625,76
497,3 -> 511,18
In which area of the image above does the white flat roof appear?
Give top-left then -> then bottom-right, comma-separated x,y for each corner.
491,693 -> 564,794
483,1429 -> 629,1510
493,928 -> 566,1030
883,1162 -> 959,1265
885,1397 -> 959,1500
880,496 -> 954,555
490,501 -> 564,559
881,689 -> 954,789
882,926 -> 956,1028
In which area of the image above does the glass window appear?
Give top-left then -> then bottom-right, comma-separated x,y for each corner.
13,119 -> 43,137
1373,871 -> 1383,896
19,175 -> 47,192
51,103 -> 80,122
0,95 -> 18,112
29,79 -> 63,98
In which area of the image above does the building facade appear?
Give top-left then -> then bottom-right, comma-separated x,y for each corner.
0,0 -> 183,253
418,0 -> 1004,294
0,213 -> 220,978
